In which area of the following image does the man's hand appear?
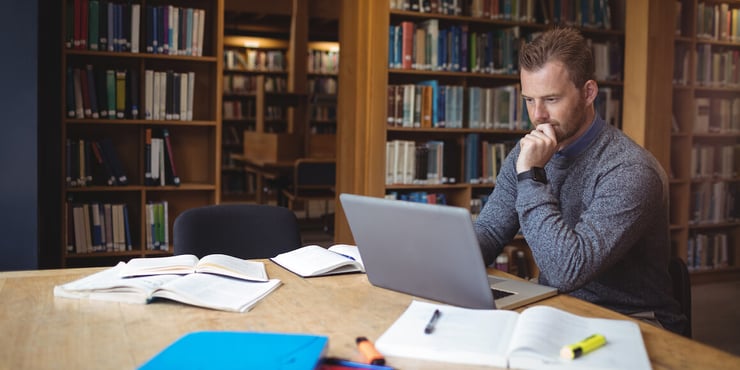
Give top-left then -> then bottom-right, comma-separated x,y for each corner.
516,124 -> 558,173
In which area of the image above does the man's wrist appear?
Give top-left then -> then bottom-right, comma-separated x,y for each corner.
517,167 -> 548,184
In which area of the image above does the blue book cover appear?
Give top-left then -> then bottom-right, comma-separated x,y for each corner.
139,331 -> 328,370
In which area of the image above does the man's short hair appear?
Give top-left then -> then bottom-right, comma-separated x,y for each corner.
518,27 -> 595,88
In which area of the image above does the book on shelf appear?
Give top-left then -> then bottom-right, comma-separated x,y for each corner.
139,331 -> 328,370
119,254 -> 268,282
145,201 -> 168,250
53,260 -> 281,313
376,300 -> 650,370
68,201 -> 132,253
271,244 -> 364,277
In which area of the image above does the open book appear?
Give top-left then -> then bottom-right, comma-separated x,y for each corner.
375,300 -> 651,370
119,254 -> 268,282
271,244 -> 364,277
53,262 -> 281,312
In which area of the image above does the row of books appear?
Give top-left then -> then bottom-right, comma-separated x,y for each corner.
690,181 -> 737,225
384,191 -> 449,205
687,232 -> 731,271
465,133 -> 515,183
479,140 -> 517,184
222,101 -> 285,122
390,0 -> 620,30
694,2 -> 740,42
690,144 -> 738,179
223,75 -> 287,95
695,46 -> 740,87
222,100 -> 255,120
307,49 -> 340,75
694,97 -> 740,134
67,129 -> 182,188
308,77 -> 338,95
387,82 -> 530,130
145,201 -> 170,251
389,20 -> 522,74
66,201 -> 132,253
67,66 -> 198,121
145,128 -> 180,187
386,140 -> 447,185
66,66 -> 138,120
224,49 -> 286,72
310,105 -> 337,122
66,138 -> 127,187
67,1 -> 206,56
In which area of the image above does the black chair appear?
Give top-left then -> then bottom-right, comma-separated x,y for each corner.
173,204 -> 302,259
281,158 -> 336,220
669,256 -> 692,338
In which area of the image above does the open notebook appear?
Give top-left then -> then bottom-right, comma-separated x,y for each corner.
339,193 -> 556,310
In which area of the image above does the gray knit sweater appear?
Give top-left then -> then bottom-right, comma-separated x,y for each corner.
474,116 -> 686,333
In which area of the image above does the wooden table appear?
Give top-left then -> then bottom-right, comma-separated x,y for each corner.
1,263 -> 738,369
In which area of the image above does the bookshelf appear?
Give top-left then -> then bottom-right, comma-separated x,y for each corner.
220,1 -> 340,202
670,0 -> 740,282
221,36 -> 291,201
334,0 -> 626,244
60,0 -> 223,267
307,42 -> 340,158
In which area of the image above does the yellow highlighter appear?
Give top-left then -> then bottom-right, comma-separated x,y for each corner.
560,334 -> 607,359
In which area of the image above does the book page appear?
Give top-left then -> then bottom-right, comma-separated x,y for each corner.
119,254 -> 199,277
271,245 -> 363,277
196,254 -> 268,282
375,300 -> 518,368
327,244 -> 364,270
53,263 -> 180,304
507,306 -> 651,370
151,273 -> 281,312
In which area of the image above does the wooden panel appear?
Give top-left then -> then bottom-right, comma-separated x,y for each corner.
335,0 -> 390,242
622,0 -> 675,171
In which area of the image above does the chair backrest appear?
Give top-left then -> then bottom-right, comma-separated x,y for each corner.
173,204 -> 302,259
669,256 -> 692,338
291,158 -> 335,195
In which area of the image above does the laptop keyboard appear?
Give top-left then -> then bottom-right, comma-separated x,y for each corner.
492,288 -> 515,300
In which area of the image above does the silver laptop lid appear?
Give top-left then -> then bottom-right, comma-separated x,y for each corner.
340,193 -> 496,309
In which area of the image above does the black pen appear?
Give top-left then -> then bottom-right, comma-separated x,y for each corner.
424,309 -> 441,334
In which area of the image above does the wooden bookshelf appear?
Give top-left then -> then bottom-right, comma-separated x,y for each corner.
335,0 -> 626,240
220,1 -> 339,203
60,0 -> 224,267
669,0 -> 740,281
221,36 -> 291,201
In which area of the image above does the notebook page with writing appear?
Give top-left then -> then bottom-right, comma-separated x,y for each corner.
375,300 -> 517,367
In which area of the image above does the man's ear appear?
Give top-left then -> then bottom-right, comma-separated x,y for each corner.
583,79 -> 598,104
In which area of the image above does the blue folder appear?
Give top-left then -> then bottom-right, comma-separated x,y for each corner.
139,331 -> 329,370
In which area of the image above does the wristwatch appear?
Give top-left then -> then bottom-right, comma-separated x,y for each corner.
517,167 -> 547,184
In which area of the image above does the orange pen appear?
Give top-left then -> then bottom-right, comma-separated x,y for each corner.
355,336 -> 386,365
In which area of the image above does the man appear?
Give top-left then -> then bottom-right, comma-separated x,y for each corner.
473,28 -> 686,334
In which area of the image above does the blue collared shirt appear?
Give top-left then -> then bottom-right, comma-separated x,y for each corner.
554,115 -> 606,159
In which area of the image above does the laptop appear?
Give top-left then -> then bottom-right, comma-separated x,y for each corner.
339,193 -> 557,310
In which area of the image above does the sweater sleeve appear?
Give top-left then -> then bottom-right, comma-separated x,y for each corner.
516,162 -> 666,292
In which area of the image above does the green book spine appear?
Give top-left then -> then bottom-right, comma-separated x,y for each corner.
106,69 -> 116,118
88,0 -> 99,50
